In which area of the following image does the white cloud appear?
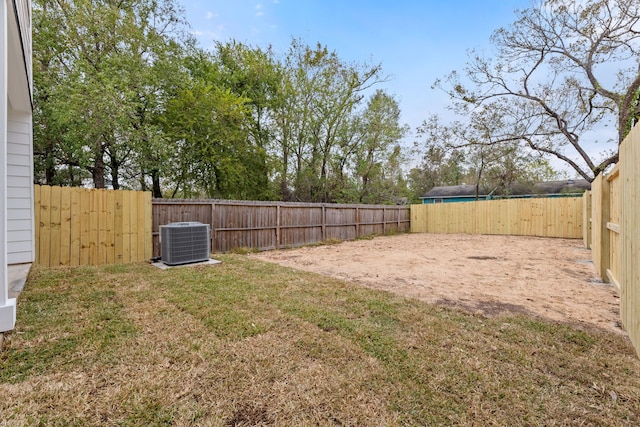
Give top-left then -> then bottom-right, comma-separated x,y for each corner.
205,11 -> 217,20
256,4 -> 264,17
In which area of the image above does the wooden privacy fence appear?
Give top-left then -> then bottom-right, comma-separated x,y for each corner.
35,185 -> 152,267
152,199 -> 411,256
587,165 -> 622,288
410,197 -> 583,238
587,123 -> 640,356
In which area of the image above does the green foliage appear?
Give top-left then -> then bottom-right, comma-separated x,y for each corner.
434,0 -> 640,181
34,8 -> 409,202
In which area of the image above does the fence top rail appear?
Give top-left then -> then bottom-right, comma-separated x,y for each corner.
36,185 -> 150,194
152,198 -> 410,210
606,163 -> 620,182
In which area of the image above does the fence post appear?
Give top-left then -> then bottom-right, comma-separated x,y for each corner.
582,190 -> 592,249
276,204 -> 280,249
591,173 -> 610,281
210,202 -> 216,253
321,205 -> 326,241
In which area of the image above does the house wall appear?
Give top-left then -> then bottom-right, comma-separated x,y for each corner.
5,0 -> 33,265
7,109 -> 33,264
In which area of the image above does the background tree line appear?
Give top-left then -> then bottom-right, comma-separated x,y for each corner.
34,0 -> 638,203
33,0 -> 411,203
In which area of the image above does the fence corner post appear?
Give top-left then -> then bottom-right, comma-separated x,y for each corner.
582,190 -> 592,249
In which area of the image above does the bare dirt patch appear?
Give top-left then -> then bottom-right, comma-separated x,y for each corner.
251,233 -> 622,334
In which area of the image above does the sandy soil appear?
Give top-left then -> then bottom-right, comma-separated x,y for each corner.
251,233 -> 623,334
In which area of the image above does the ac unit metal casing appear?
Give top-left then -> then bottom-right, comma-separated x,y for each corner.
160,222 -> 211,266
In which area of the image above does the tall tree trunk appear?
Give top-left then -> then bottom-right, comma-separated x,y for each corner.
110,158 -> 120,190
152,170 -> 162,198
92,153 -> 106,189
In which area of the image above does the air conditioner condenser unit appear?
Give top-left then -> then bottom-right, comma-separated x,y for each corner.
160,222 -> 211,266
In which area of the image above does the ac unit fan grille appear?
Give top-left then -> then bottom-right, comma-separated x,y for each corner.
160,222 -> 210,266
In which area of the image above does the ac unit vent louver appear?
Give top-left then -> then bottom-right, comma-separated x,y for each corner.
160,222 -> 211,266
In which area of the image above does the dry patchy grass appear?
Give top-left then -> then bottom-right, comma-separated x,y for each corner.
1,255 -> 639,426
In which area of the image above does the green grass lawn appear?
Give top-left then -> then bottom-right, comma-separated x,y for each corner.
1,254 -> 639,426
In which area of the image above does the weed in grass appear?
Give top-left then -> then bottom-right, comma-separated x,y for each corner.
229,246 -> 258,255
318,237 -> 343,245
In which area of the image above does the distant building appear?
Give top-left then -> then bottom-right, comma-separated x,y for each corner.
420,180 -> 591,204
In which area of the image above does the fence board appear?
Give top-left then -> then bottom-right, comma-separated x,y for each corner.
34,185 -> 41,265
79,188 -> 90,265
59,187 -> 71,266
591,174 -> 610,280
69,188 -> 82,266
89,190 -> 99,265
620,123 -> 640,355
151,199 -> 411,256
34,185 -> 152,267
105,191 -> 115,265
49,186 -> 61,267
410,197 -> 583,238
114,191 -> 124,264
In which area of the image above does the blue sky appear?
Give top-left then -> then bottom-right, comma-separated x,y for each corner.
179,0 -> 532,137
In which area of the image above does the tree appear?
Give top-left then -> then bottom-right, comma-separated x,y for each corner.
33,0 -> 190,189
436,0 -> 640,181
271,40 -> 390,202
347,90 -> 408,203
412,113 -> 562,200
213,41 -> 282,200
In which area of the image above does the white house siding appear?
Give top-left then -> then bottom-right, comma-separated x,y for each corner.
5,0 -> 33,265
2,0 -> 32,334
7,110 -> 33,264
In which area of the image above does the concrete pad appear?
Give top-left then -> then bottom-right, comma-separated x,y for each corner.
151,258 -> 222,270
8,263 -> 32,300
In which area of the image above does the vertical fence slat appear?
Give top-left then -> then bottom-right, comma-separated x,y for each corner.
37,185 -> 50,267
33,185 -> 40,265
49,186 -> 61,267
105,190 -> 115,265
123,191 -> 133,263
79,188 -> 90,266
136,191 -> 146,262
114,190 -> 124,264
98,189 -> 107,265
144,192 -> 152,260
59,186 -> 71,266
69,188 -> 81,266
